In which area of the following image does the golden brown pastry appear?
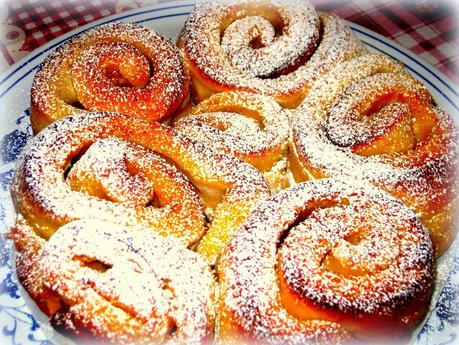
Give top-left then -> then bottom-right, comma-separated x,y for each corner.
217,178 -> 434,344
174,91 -> 291,191
12,217 -> 214,344
290,54 -> 458,256
11,112 -> 269,261
31,22 -> 189,133
178,0 -> 365,108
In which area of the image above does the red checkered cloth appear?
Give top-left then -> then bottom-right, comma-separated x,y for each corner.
7,0 -> 115,52
311,0 -> 459,84
1,0 -> 458,84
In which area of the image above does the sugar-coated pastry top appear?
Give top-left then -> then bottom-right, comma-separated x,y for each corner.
174,91 -> 290,173
291,54 -> 458,256
217,178 -> 433,344
179,0 -> 365,107
12,218 -> 215,344
31,22 -> 189,132
11,112 -> 269,255
7,2 -> 458,344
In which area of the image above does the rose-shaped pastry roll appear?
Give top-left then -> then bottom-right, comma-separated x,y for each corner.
11,112 -> 269,262
178,0 -> 365,108
31,22 -> 189,132
217,178 -> 433,344
11,218 -> 214,344
174,91 -> 290,191
290,54 -> 458,256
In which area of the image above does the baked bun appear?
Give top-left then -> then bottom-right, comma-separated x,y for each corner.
12,112 -> 269,261
290,54 -> 458,256
217,178 -> 434,344
12,217 -> 214,344
31,22 -> 189,132
178,0 -> 365,108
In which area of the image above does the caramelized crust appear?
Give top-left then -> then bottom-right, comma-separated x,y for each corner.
174,91 -> 291,191
11,112 -> 269,260
12,218 -> 214,344
178,0 -> 365,108
291,54 -> 458,256
217,178 -> 434,344
31,22 -> 189,133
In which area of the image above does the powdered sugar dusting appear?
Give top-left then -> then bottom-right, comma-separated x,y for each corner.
325,73 -> 430,148
31,22 -> 189,132
280,191 -> 432,316
67,138 -> 156,207
9,4 -> 453,343
12,218 -> 214,344
11,112 -> 269,255
219,3 -> 318,78
218,178 -> 433,343
292,54 -> 458,255
174,91 -> 290,190
179,0 -> 366,106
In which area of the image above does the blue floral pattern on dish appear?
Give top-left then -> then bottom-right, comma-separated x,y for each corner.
0,109 -> 31,166
417,256 -> 459,345
0,109 -> 54,345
